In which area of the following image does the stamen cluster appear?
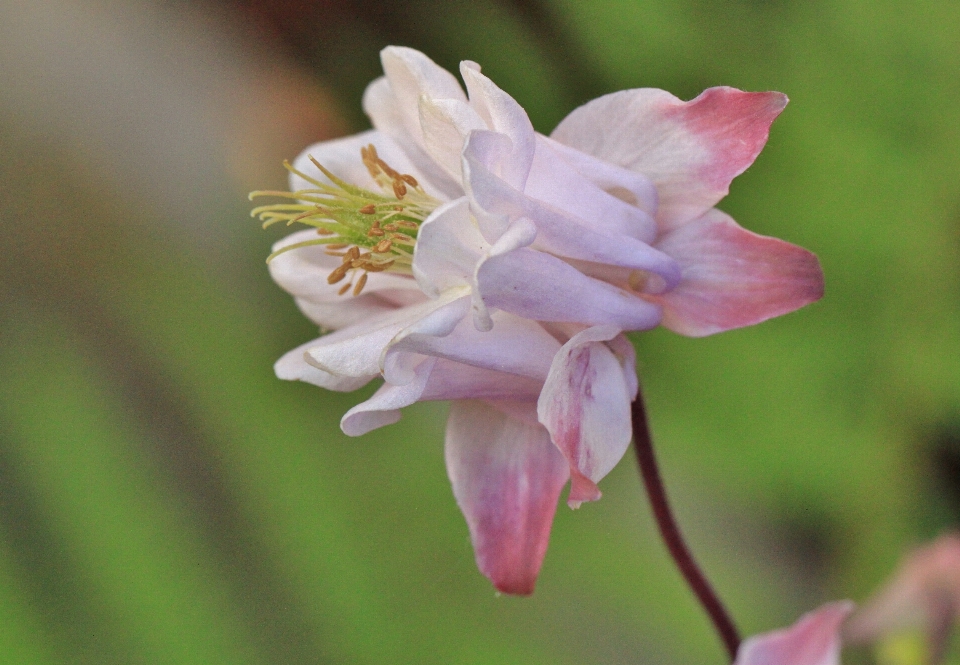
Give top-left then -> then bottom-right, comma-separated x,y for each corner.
250,145 -> 440,295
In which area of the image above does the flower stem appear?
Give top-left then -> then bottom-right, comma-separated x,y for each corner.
631,389 -> 741,662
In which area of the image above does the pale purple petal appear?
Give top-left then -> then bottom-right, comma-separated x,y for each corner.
537,325 -> 633,508
651,209 -> 824,337
463,131 -> 682,284
379,295 -> 471,385
476,247 -> 663,330
445,400 -> 570,595
420,360 -> 544,402
735,602 -> 854,665
538,135 -> 658,216
526,136 -> 658,244
461,62 -> 536,190
385,309 -> 561,383
274,338 -> 376,392
294,295 -> 404,332
551,87 -> 788,230
269,229 -> 421,304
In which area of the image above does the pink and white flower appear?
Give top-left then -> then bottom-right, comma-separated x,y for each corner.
253,47 -> 824,594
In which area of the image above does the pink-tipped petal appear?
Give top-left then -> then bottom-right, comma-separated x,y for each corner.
537,325 -> 634,508
476,247 -> 663,331
446,400 -> 570,594
735,602 -> 854,665
461,62 -> 536,190
652,209 -> 824,337
551,87 -> 787,230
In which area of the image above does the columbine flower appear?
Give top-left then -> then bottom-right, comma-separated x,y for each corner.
252,46 -> 824,594
736,602 -> 853,665
844,534 -> 960,664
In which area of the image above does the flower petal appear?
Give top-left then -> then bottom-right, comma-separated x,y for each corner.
461,62 -> 536,190
735,602 -> 854,665
651,209 -> 824,337
418,96 -> 486,181
412,198 -> 488,298
476,247 -> 663,331
340,356 -> 436,436
537,325 -> 634,508
551,87 -> 787,230
537,135 -> 658,216
362,78 -> 462,199
463,131 -> 681,284
526,136 -> 658,244
385,309 -> 561,384
274,338 -> 376,392
293,294 -> 408,332
445,400 -> 570,595
305,292 -> 468,379
270,229 -> 420,304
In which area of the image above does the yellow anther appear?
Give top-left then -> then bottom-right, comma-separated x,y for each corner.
353,273 -> 368,296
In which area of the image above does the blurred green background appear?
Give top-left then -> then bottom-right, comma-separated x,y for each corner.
1,0 -> 959,663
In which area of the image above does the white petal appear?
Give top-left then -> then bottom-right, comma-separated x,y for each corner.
305,292 -> 468,379
340,357 -> 436,436
418,96 -> 486,181
412,198 -> 489,297
537,326 -> 633,508
274,338 -> 376,392
362,78 -> 463,199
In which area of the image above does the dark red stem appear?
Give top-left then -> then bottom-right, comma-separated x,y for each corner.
631,391 -> 741,662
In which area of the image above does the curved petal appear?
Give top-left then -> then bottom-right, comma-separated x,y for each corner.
412,198 -> 488,297
461,62 -> 535,190
551,87 -> 788,230
445,400 -> 570,595
385,309 -> 561,384
536,326 -> 633,508
537,135 -> 658,216
735,602 -> 854,665
274,338 -> 376,392
294,294 -> 404,332
526,136 -> 658,244
340,357 -> 436,436
476,247 -> 663,331
379,46 -> 467,145
362,77 -> 463,199
305,292 -> 468,379
270,229 -> 420,303
463,131 -> 682,284
421,360 -> 543,402
652,209 -> 824,337
419,96 -> 486,182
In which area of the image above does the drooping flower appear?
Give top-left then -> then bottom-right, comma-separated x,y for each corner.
252,47 -> 824,594
735,602 -> 853,665
844,533 -> 960,664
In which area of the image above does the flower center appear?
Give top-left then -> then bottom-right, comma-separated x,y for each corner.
250,145 -> 441,296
